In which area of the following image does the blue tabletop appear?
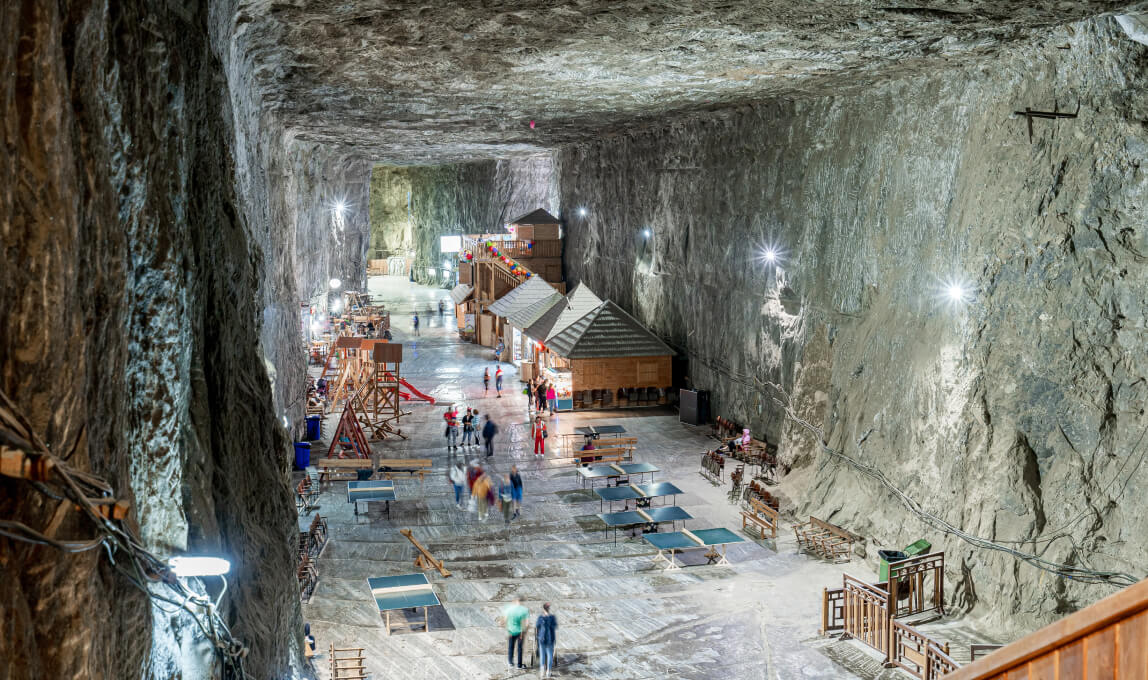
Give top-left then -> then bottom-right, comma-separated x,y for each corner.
368,573 -> 440,611
619,462 -> 658,474
690,527 -> 745,546
575,425 -> 627,435
578,465 -> 623,479
578,462 -> 659,479
348,480 -> 396,502
643,532 -> 697,550
598,511 -> 647,526
595,486 -> 641,502
634,482 -> 683,497
641,506 -> 692,522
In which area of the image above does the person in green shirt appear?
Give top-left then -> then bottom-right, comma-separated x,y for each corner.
503,597 -> 530,671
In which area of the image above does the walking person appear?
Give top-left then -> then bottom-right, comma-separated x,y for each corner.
499,475 -> 514,525
546,383 -> 557,416
443,406 -> 459,450
483,368 -> 490,397
461,407 -> 475,447
503,598 -> 530,672
531,415 -> 547,457
438,299 -> 445,317
495,340 -> 505,364
495,366 -> 504,398
526,377 -> 537,413
482,414 -> 498,458
509,465 -> 523,519
536,603 -> 558,678
535,380 -> 547,415
449,461 -> 466,509
472,471 -> 493,520
412,313 -> 420,336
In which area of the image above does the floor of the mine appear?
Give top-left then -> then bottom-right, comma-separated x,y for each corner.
298,276 -> 999,680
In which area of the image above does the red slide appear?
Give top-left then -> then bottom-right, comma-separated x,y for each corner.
398,378 -> 436,404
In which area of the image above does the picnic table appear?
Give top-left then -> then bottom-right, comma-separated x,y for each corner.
367,573 -> 439,635
644,528 -> 745,570
598,506 -> 692,545
348,480 -> 395,516
577,462 -> 659,488
594,481 -> 683,512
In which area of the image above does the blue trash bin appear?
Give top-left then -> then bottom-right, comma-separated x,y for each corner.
305,415 -> 322,441
294,442 -> 311,469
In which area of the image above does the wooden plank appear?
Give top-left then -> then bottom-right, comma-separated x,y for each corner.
1085,626 -> 1116,680
1026,654 -> 1055,680
1117,610 -> 1148,677
1058,639 -> 1084,680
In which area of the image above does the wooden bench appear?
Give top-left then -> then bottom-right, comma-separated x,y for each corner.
400,528 -> 452,577
329,644 -> 367,680
315,457 -> 432,483
794,516 -> 855,562
296,477 -> 320,512
740,497 -> 779,539
551,447 -> 630,466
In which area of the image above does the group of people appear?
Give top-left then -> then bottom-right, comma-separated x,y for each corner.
503,598 -> 558,677
449,459 -> 523,523
526,376 -> 557,416
443,405 -> 499,457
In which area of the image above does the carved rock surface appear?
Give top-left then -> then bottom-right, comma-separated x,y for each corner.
558,17 -> 1148,634
232,0 -> 1141,163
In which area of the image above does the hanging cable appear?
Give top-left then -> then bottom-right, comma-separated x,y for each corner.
0,390 -> 250,679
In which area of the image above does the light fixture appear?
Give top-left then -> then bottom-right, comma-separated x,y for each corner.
331,300 -> 342,314
169,556 -> 231,577
329,278 -> 341,290
331,199 -> 349,217
578,207 -> 587,217
938,277 -> 973,306
763,249 -> 777,263
642,228 -> 651,238
946,285 -> 967,302
282,415 -> 289,428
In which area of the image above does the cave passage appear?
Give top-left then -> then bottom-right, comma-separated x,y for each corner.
4,2 -> 1148,679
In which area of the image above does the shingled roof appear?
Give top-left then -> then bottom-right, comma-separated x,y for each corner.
449,283 -> 473,305
546,300 -> 675,359
508,291 -> 564,329
545,283 -> 602,342
508,208 -> 560,225
524,294 -> 567,342
487,276 -> 556,318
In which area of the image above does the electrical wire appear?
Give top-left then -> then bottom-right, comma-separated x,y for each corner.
0,390 -> 250,679
765,384 -> 1140,588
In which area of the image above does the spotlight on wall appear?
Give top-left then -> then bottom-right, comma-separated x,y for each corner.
169,556 -> 231,578
938,277 -> 974,306
329,278 -> 341,290
757,242 -> 785,266
578,207 -> 588,217
331,199 -> 349,217
763,249 -> 777,263
947,285 -> 967,303
642,228 -> 652,238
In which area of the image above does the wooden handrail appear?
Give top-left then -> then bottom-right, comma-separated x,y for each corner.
947,577 -> 1148,679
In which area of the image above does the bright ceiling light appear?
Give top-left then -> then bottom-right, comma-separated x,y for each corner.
169,556 -> 231,577
329,278 -> 341,290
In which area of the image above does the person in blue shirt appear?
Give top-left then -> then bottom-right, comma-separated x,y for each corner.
535,603 -> 557,677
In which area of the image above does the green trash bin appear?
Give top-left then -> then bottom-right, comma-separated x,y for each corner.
903,539 -> 932,557
877,549 -> 908,583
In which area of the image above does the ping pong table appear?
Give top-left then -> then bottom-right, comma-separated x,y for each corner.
594,481 -> 683,512
367,572 -> 440,635
348,479 -> 396,516
564,424 -> 627,453
644,527 -> 746,570
598,505 -> 693,544
577,462 -> 659,488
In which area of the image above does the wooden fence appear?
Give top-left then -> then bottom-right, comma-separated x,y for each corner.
889,550 -> 945,618
842,574 -> 893,655
946,576 -> 1148,679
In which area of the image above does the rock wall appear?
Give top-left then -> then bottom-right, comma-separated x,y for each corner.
558,18 -> 1148,633
0,1 -> 358,677
370,157 -> 557,284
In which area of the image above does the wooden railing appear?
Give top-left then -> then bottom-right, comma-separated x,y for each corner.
892,619 -> 943,678
889,551 -> 946,618
842,574 -> 892,656
947,577 -> 1148,680
926,643 -> 961,677
821,586 -> 846,634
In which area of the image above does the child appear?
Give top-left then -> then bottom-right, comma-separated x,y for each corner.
531,416 -> 547,457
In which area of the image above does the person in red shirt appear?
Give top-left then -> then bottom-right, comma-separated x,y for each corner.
531,415 -> 547,457
443,407 -> 459,450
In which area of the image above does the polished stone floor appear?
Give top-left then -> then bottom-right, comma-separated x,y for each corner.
301,276 -> 883,679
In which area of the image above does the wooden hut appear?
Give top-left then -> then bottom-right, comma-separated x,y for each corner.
542,299 -> 674,411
